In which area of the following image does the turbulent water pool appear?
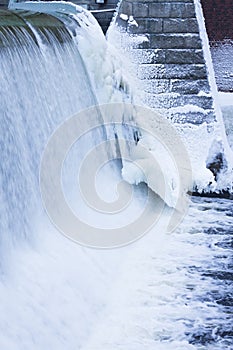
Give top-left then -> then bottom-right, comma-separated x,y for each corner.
1,190 -> 232,350
79,196 -> 233,350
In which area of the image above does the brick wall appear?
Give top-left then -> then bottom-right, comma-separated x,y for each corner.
201,0 -> 233,42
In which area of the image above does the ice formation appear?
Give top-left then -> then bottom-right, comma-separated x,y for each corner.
107,1 -> 233,196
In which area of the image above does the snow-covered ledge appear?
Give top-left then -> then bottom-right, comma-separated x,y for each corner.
8,0 -> 78,14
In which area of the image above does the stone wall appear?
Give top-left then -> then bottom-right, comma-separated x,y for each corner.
115,0 -> 214,125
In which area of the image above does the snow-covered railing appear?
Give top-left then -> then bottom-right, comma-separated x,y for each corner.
90,9 -> 115,13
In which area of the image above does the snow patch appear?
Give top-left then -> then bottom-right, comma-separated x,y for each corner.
119,13 -> 128,21
219,92 -> 233,106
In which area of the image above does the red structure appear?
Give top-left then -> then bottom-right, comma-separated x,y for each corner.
201,0 -> 233,42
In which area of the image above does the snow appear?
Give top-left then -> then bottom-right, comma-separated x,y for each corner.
128,16 -> 138,27
197,90 -> 211,97
68,9 -> 134,107
120,107 -> 192,209
219,92 -> 233,150
119,13 -> 128,21
168,104 -> 209,115
219,92 -> 233,106
210,40 -> 233,91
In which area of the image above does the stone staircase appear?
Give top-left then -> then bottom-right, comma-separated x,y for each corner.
115,0 -> 216,125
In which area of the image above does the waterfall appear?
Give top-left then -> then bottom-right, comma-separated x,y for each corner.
0,8 -> 132,347
0,7 -> 183,252
0,10 -> 103,252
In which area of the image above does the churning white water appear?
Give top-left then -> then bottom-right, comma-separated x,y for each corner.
0,7 -> 232,350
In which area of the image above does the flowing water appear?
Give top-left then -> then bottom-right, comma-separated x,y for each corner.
81,196 -> 233,350
0,11 -> 100,251
0,8 -> 232,350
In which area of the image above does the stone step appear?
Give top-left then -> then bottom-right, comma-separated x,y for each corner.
141,78 -> 210,94
122,1 -> 196,18
128,18 -> 199,34
163,18 -> 199,32
147,2 -> 196,18
170,111 -> 216,125
132,49 -> 204,64
170,78 -> 210,94
136,34 -> 202,49
143,93 -> 213,109
137,64 -> 208,80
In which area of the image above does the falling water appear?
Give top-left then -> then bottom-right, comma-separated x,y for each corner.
0,11 -> 102,250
